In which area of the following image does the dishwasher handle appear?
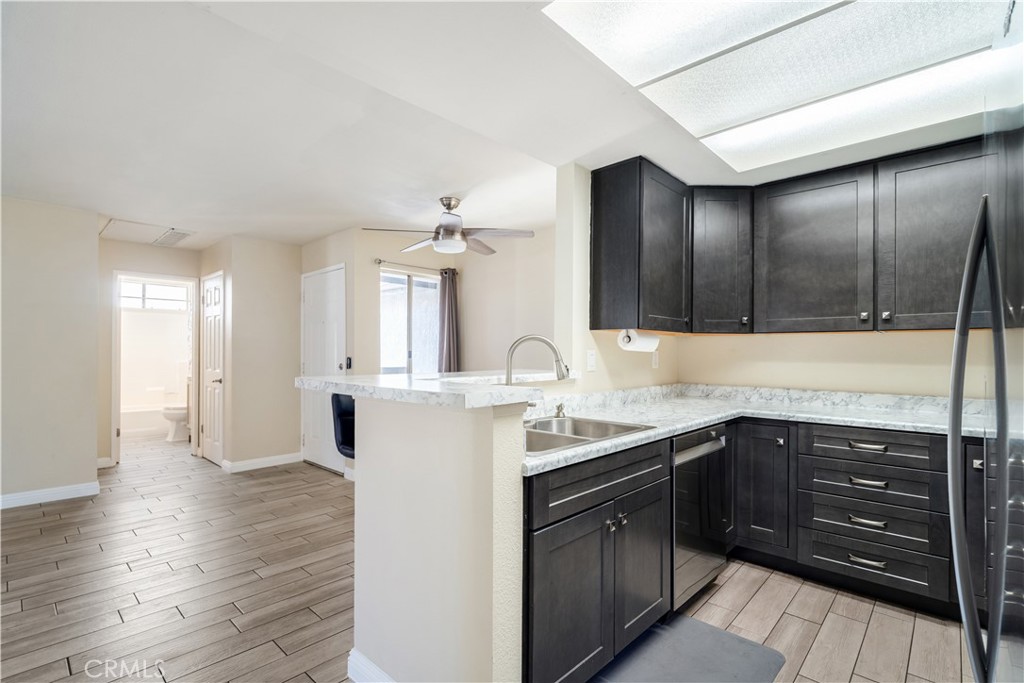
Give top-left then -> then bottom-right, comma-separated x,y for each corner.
673,437 -> 726,466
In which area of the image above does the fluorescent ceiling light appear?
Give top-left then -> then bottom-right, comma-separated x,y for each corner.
702,46 -> 1023,172
640,0 -> 1006,137
542,0 -> 837,86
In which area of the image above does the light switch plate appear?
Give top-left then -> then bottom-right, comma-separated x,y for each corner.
586,349 -> 597,372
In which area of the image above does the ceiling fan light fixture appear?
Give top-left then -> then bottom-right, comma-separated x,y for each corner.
433,229 -> 467,254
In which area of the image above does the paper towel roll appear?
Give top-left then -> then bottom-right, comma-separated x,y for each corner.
617,329 -> 659,352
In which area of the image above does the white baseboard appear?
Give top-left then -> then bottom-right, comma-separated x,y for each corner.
221,452 -> 303,473
348,650 -> 393,683
97,457 -> 114,469
344,463 -> 356,481
0,481 -> 101,510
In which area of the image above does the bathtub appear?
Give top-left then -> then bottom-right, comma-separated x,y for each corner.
120,406 -> 166,437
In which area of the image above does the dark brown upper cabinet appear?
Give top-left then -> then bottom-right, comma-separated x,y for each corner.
876,140 -> 995,330
591,157 -> 691,332
753,165 -> 875,333
692,187 -> 753,333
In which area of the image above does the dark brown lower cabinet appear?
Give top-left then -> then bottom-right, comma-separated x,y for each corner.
527,501 -> 615,683
613,478 -> 672,652
527,478 -> 671,683
735,422 -> 796,558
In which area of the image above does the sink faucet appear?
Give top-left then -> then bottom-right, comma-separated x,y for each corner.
505,335 -> 570,386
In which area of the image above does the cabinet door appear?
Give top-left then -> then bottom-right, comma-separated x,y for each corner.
640,160 -> 691,332
528,502 -> 615,683
613,478 -> 671,653
877,141 -> 995,329
692,187 -> 753,333
753,166 -> 874,332
735,423 -> 793,554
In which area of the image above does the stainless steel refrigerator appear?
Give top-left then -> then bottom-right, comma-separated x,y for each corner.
948,3 -> 1023,681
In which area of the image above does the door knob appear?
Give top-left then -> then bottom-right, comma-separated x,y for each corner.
338,362 -> 345,370
212,378 -> 223,384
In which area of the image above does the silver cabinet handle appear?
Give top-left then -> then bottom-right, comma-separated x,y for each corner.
740,316 -> 750,325
848,554 -> 887,571
848,440 -> 888,453
849,476 -> 889,489
606,520 -> 617,533
882,311 -> 892,321
972,459 -> 984,471
776,438 -> 785,446
859,311 -> 870,321
849,514 -> 888,530
617,512 -> 628,526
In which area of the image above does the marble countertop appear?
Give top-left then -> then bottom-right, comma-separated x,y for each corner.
522,385 -> 992,476
295,369 -> 570,409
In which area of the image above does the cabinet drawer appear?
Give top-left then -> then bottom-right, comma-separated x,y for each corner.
798,455 -> 948,512
798,424 -> 945,471
798,529 -> 949,601
526,440 -> 671,530
797,490 -> 949,555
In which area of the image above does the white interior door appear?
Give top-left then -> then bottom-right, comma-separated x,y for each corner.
201,273 -> 225,465
302,266 -> 346,473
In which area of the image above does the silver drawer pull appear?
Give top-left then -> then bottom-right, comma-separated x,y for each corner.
848,514 -> 888,530
848,440 -> 888,453
850,476 -> 889,490
606,520 -> 617,533
973,459 -> 984,471
848,554 -> 888,571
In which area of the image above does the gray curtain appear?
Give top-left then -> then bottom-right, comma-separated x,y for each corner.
438,268 -> 460,373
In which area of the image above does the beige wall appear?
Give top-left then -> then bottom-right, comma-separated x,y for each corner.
2,198 -> 99,494
676,329 -> 995,398
199,236 -> 301,464
457,226 -> 556,371
97,239 -> 200,457
301,228 -> 454,374
229,237 -> 302,461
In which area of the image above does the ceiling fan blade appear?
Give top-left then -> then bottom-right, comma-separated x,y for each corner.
401,238 -> 435,253
364,228 -> 435,234
466,238 -> 496,255
462,228 -> 535,239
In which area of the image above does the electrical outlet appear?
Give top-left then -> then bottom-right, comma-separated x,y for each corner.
586,349 -> 597,372
652,350 -> 660,369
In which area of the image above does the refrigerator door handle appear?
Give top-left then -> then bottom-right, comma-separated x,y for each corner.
948,195 -> 988,683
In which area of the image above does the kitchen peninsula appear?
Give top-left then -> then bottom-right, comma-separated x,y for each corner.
296,372 -> 991,682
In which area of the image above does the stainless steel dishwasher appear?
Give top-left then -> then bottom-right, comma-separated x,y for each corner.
673,424 -> 729,610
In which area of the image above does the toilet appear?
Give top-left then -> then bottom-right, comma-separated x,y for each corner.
161,405 -> 189,442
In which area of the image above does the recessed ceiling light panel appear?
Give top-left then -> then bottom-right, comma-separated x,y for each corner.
640,0 -> 1006,138
701,47 -> 1023,172
542,0 -> 838,86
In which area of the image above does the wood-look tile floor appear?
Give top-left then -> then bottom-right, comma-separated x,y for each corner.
1,436 -> 355,683
684,560 -> 971,683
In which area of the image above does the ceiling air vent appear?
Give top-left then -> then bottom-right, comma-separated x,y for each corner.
152,228 -> 193,247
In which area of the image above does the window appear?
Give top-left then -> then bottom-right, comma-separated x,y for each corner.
120,280 -> 189,311
380,270 -> 440,374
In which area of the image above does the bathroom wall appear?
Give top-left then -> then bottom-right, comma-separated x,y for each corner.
119,307 -> 190,435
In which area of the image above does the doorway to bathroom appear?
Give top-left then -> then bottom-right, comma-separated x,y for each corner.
110,273 -> 198,466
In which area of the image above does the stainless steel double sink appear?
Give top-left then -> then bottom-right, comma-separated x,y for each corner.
524,416 -> 654,456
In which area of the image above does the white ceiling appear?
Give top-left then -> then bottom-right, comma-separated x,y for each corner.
1,2 -> 996,249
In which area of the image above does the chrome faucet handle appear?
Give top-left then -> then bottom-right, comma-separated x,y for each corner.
555,403 -> 565,418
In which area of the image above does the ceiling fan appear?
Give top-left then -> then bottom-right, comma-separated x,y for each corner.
364,197 -> 534,255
